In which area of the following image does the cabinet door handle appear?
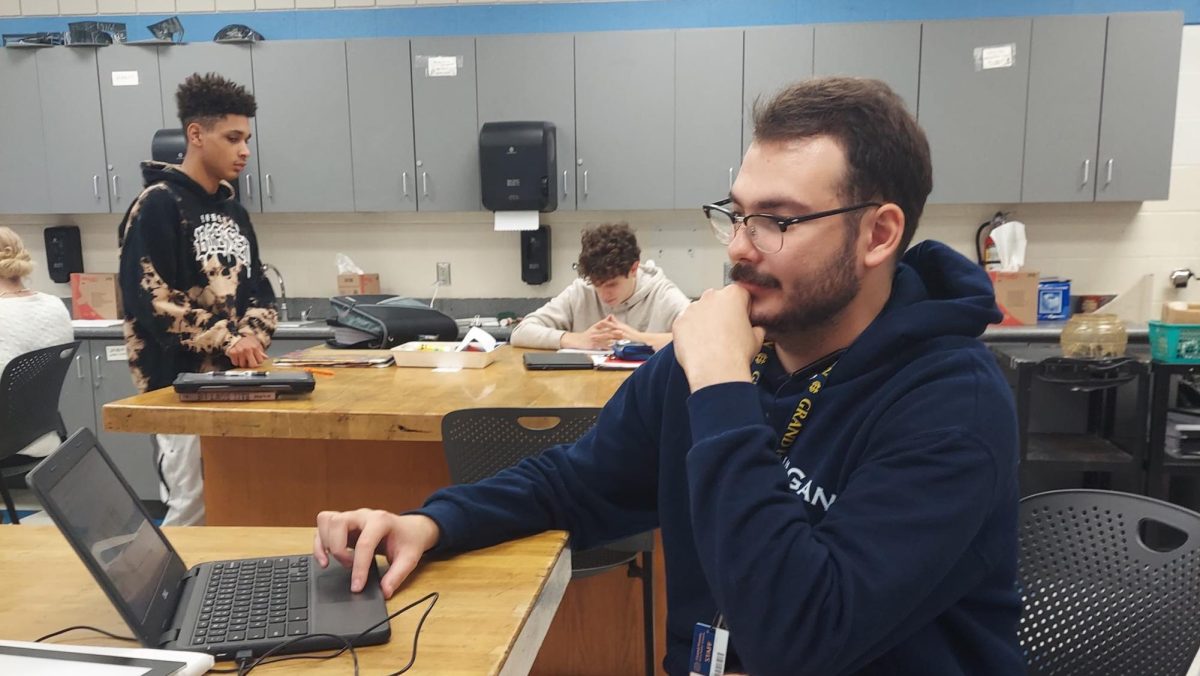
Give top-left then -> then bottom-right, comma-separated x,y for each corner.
583,170 -> 589,196
111,174 -> 120,199
1105,159 -> 1114,186
93,355 -> 103,388
1081,159 -> 1090,187
245,173 -> 254,200
75,355 -> 83,379
562,169 -> 569,197
265,173 -> 274,198
93,175 -> 100,199
728,167 -> 734,190
402,171 -> 409,197
422,172 -> 429,197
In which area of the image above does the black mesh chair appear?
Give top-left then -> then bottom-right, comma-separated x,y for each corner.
1018,489 -> 1200,676
0,341 -> 81,524
441,407 -> 656,676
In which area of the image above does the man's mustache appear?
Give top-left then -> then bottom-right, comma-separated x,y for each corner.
730,262 -> 781,289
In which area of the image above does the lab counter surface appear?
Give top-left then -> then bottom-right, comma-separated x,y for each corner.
102,346 -> 645,675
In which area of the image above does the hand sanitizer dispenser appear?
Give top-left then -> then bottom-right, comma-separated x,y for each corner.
479,121 -> 557,212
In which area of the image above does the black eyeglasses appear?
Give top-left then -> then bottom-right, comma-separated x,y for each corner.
702,197 -> 882,253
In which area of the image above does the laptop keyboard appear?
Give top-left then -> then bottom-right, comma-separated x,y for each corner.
191,556 -> 311,646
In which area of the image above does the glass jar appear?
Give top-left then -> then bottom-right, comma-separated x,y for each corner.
1060,313 -> 1128,359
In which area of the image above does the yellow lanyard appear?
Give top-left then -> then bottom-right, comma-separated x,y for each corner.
750,347 -> 836,459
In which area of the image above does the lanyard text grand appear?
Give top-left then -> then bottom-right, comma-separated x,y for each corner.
750,347 -> 835,459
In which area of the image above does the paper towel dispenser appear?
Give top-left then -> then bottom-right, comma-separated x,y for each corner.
479,121 -> 557,212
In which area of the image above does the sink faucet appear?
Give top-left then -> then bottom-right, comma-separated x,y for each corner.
261,262 -> 289,321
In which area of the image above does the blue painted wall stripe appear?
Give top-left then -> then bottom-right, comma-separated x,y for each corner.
1,0 -> 1195,42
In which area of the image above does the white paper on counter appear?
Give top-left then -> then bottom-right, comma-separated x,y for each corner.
455,326 -> 498,352
494,211 -> 539,231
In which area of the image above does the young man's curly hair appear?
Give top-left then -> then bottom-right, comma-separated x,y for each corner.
577,223 -> 640,283
176,72 -> 257,130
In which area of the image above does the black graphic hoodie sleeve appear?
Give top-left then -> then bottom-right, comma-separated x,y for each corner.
118,162 -> 276,391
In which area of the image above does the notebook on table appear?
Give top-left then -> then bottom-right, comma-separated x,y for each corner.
27,428 -> 391,662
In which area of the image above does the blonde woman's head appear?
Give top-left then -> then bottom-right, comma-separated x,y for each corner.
0,227 -> 34,282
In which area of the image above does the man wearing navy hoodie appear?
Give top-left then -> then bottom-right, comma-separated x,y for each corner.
314,77 -> 1023,675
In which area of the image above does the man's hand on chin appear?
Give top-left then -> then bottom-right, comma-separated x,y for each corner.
672,285 -> 765,393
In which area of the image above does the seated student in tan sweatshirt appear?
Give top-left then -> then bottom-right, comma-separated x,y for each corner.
510,223 -> 691,352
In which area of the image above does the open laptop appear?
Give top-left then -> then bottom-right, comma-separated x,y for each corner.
27,428 -> 391,661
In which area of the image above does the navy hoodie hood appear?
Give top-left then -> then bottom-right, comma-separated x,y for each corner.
848,239 -> 1003,376
418,240 -> 1022,676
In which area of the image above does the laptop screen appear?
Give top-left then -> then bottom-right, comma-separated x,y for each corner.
46,443 -> 175,625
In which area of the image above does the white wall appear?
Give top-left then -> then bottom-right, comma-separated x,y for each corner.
5,25 -> 1199,309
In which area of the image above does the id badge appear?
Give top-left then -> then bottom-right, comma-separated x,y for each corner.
689,622 -> 729,676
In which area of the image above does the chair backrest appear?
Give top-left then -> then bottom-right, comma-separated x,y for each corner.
0,341 -> 81,461
441,407 -> 601,484
1019,489 -> 1200,676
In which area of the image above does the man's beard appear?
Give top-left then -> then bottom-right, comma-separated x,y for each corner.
730,227 -> 860,335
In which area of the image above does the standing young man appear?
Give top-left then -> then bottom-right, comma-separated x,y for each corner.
510,222 -> 691,351
118,73 -> 277,526
315,78 -> 1023,675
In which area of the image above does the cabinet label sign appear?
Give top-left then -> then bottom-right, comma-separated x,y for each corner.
426,56 -> 459,78
111,70 -> 140,87
974,44 -> 1015,71
106,345 -> 128,361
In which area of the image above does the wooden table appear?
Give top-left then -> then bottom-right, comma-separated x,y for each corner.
102,347 -> 667,675
0,526 -> 569,675
103,347 -> 629,522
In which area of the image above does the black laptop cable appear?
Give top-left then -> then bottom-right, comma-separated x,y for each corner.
34,625 -> 137,643
32,591 -> 439,675
211,590 -> 439,675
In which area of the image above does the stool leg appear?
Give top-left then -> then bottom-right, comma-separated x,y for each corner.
0,484 -> 20,525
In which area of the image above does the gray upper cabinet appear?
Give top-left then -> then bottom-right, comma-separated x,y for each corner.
157,43 -> 264,213
919,18 -> 1032,204
477,33 -> 576,211
0,49 -> 50,214
742,25 -> 814,152
814,22 -> 920,114
411,37 -> 480,212
37,47 -> 110,214
347,39 -> 416,212
675,29 -> 743,208
575,30 -> 675,210
1022,15 -> 1107,203
1095,12 -> 1183,202
252,41 -> 355,212
98,46 -> 164,213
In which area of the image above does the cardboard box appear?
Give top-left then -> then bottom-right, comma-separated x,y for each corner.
337,273 -> 381,296
391,342 -> 506,369
1163,302 -> 1200,324
70,272 -> 122,320
989,271 -> 1039,326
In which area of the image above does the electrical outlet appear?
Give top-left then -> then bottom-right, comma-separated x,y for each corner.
723,262 -> 733,285
436,262 -> 451,286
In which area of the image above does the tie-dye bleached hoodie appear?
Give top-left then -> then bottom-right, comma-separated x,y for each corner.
118,161 -> 276,392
